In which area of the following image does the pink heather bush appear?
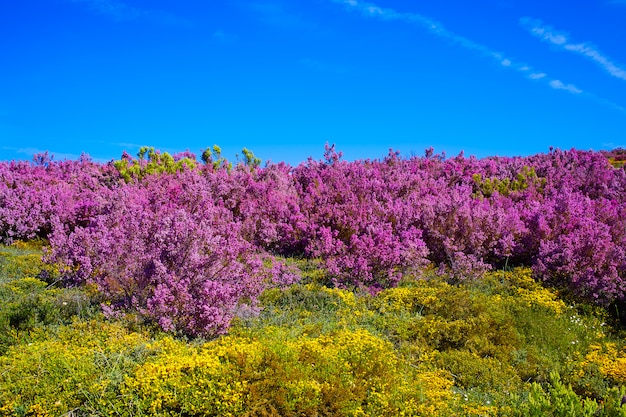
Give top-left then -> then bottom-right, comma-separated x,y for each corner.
202,161 -> 307,255
2,146 -> 626,334
416,184 -> 527,279
534,190 -> 626,304
47,169 -> 298,337
0,153 -> 115,243
294,146 -> 430,289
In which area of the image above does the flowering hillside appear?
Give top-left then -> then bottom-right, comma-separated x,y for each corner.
2,146 -> 625,336
1,145 -> 626,415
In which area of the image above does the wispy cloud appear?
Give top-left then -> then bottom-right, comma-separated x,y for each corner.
333,0 -> 585,96
549,80 -> 582,94
337,0 -> 512,67
2,146 -> 84,161
520,17 -> 626,81
602,142 -> 626,149
106,141 -> 145,149
68,0 -> 192,26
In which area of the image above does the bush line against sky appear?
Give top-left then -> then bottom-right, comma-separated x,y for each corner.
1,145 -> 625,336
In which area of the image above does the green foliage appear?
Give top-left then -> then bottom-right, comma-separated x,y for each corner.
252,282 -> 374,338
202,144 -> 232,170
511,372 -> 605,417
368,268 -> 625,410
472,165 -> 546,197
0,240 -> 49,283
0,241 -> 95,354
0,277 -> 93,354
241,147 -> 261,169
113,146 -> 198,181
113,145 -> 260,179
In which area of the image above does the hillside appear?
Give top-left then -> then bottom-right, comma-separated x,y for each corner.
1,146 -> 626,415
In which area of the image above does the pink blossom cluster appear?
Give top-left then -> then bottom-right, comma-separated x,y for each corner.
1,146 -> 625,335
46,168 -> 299,337
0,152 -> 117,242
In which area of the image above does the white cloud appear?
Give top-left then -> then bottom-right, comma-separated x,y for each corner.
334,1 -> 585,96
602,142 -> 626,149
107,141 -> 145,149
549,80 -> 583,94
520,17 -> 626,81
335,0 -> 509,64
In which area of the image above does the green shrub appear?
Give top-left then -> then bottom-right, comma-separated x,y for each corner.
0,240 -> 49,283
512,372 -> 600,417
472,165 -> 545,198
113,146 -> 198,181
0,242 -> 96,354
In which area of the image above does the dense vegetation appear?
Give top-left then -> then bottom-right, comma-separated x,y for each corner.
1,145 -> 626,415
1,242 -> 626,416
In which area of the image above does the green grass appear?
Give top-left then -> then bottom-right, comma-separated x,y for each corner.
0,241 -> 98,354
1,242 -> 625,416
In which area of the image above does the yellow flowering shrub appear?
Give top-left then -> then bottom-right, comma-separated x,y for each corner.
0,278 -> 92,354
514,286 -> 566,314
122,327 -> 457,416
411,370 -> 456,416
0,320 -> 156,416
485,268 -> 566,315
436,350 -> 522,394
0,240 -> 57,282
374,276 -> 519,360
582,343 -> 626,383
122,337 -> 247,416
374,279 -> 450,313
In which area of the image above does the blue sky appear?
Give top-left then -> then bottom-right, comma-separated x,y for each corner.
2,0 -> 626,165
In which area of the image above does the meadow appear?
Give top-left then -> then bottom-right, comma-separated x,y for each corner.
1,145 -> 625,416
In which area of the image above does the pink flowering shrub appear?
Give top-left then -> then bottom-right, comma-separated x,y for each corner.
0,153 -> 116,243
416,184 -> 527,279
533,191 -> 626,304
293,146 -> 430,289
201,162 -> 307,255
3,145 -> 626,334
47,169 -> 298,337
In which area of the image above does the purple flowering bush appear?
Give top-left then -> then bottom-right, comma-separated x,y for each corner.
202,162 -> 307,255
0,153 -> 115,243
294,146 -> 430,289
47,169 -> 297,337
2,145 -> 626,335
533,191 -> 626,304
